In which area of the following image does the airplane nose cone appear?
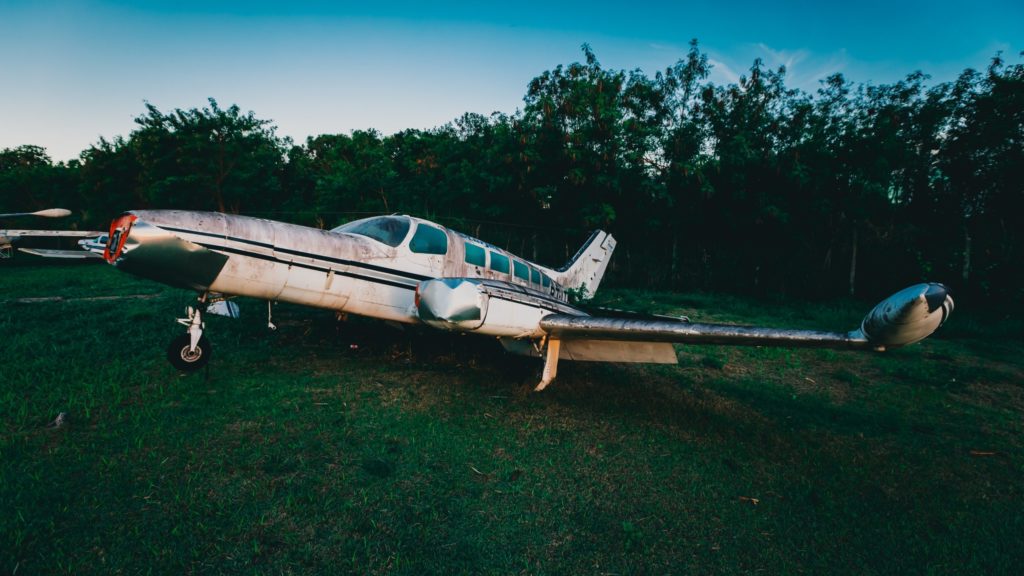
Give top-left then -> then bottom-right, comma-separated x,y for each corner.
104,213 -> 138,263
105,213 -> 229,291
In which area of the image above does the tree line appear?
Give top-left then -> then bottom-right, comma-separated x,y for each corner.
2,42 -> 1022,305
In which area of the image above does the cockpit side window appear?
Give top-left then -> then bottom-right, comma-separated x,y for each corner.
464,242 -> 486,266
333,216 -> 411,247
410,223 -> 449,255
513,260 -> 529,281
489,251 -> 510,274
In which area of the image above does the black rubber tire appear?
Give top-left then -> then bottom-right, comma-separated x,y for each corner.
166,333 -> 212,372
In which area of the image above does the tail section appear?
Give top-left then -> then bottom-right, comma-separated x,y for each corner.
554,230 -> 616,295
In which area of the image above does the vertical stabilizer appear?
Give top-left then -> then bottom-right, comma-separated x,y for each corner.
554,231 -> 616,295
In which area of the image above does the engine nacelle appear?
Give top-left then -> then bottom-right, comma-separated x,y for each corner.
415,278 -> 577,339
416,277 -> 489,331
858,283 -> 953,348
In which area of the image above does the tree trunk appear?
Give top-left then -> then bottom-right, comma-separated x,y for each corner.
214,138 -> 231,213
671,231 -> 679,287
848,226 -> 858,297
213,185 -> 226,214
961,227 -> 972,283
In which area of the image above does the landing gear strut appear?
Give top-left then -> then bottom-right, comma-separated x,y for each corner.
167,302 -> 212,372
535,337 -> 561,391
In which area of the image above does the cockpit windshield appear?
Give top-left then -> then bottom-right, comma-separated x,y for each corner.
332,216 -> 411,247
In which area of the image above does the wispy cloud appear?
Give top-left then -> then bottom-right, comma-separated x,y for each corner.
707,57 -> 741,85
706,44 -> 852,93
621,38 -> 1013,94
754,43 -> 811,71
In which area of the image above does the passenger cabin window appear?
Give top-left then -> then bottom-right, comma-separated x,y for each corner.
542,274 -> 551,288
464,242 -> 486,267
410,223 -> 448,255
530,268 -> 541,284
333,216 -> 410,247
513,260 -> 529,281
489,251 -> 510,274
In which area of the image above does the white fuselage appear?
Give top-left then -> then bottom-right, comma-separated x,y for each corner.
109,211 -> 575,336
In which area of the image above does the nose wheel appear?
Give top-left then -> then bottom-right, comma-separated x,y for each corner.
167,333 -> 212,371
167,304 -> 212,372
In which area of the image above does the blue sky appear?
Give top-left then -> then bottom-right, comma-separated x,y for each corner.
2,0 -> 1020,161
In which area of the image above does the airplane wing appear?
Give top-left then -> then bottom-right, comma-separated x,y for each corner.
414,277 -> 952,390
18,247 -> 103,259
1,230 -> 106,260
544,283 -> 951,350
0,229 -> 103,238
543,313 -> 873,350
531,283 -> 952,390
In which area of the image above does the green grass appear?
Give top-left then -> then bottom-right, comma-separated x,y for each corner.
2,262 -> 1022,574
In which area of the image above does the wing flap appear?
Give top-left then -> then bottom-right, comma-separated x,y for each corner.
560,339 -> 678,363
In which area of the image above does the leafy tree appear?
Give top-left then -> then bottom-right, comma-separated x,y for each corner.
130,98 -> 287,214
77,137 -> 142,226
0,145 -> 80,225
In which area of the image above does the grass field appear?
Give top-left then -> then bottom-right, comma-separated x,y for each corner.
2,261 -> 1022,574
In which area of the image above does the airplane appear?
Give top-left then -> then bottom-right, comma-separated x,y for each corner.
98,210 -> 953,390
1,207 -> 104,259
0,229 -> 105,259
